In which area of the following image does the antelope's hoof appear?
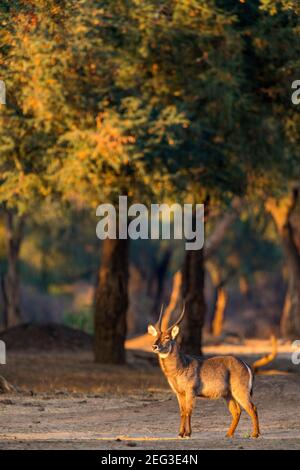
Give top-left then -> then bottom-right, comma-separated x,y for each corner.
178,433 -> 185,438
251,432 -> 260,439
184,432 -> 191,438
226,433 -> 234,438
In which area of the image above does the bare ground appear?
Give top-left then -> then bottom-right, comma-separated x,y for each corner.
0,340 -> 299,450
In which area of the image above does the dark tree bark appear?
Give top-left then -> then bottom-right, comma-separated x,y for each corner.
151,247 -> 172,317
2,210 -> 24,329
180,197 -> 240,354
280,206 -> 300,338
94,237 -> 129,364
181,246 -> 206,355
266,189 -> 300,338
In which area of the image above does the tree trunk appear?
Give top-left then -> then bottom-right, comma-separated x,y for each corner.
151,247 -> 172,317
161,270 -> 182,330
2,210 -> 23,329
181,246 -> 206,355
211,286 -> 227,337
94,237 -> 129,364
266,190 -> 300,338
179,197 -> 240,353
280,221 -> 300,338
206,260 -> 232,337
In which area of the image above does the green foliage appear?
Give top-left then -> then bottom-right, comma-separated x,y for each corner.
0,0 -> 300,328
20,209 -> 99,290
0,1 -> 68,214
2,0 -> 299,212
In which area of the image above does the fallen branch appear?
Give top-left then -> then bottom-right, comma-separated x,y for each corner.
252,335 -> 277,373
0,375 -> 15,394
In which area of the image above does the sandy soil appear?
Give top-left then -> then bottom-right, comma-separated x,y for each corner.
0,341 -> 299,450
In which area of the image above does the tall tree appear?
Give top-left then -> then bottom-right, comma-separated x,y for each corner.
266,190 -> 300,338
115,0 -> 247,354
237,0 -> 300,337
0,1 -> 67,326
47,1 -> 194,362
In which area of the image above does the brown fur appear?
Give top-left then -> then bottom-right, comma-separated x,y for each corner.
149,327 -> 260,438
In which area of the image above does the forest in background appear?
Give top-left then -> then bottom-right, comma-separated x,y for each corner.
0,0 -> 300,364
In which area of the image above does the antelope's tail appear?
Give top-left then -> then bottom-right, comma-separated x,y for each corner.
252,335 -> 277,374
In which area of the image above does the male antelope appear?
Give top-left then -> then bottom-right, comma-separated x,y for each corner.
148,305 -> 260,438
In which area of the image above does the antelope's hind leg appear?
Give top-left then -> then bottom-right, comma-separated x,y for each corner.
245,402 -> 260,438
233,393 -> 260,438
225,397 -> 241,437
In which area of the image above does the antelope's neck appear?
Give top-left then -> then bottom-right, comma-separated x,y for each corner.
159,344 -> 185,378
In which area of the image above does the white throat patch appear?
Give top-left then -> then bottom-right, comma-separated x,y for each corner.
158,352 -> 170,359
158,344 -> 172,359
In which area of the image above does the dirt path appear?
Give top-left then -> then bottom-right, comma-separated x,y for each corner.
0,352 -> 300,449
0,341 -> 299,450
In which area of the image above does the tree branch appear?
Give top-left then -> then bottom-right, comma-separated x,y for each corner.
205,197 -> 242,260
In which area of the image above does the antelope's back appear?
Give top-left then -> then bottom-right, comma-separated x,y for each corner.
197,355 -> 252,399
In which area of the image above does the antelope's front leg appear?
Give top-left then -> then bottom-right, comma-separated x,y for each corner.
176,393 -> 186,438
184,392 -> 195,438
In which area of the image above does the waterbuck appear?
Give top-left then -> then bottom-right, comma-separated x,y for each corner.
148,305 -> 260,438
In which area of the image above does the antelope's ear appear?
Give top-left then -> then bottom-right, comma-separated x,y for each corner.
148,325 -> 158,337
171,325 -> 180,339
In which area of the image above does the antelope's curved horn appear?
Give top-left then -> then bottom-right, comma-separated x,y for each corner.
156,304 -> 164,331
168,303 -> 185,331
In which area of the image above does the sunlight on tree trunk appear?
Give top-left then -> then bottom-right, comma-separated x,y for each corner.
211,287 -> 228,337
151,247 -> 172,317
239,275 -> 249,296
94,237 -> 129,364
207,260 -> 230,337
161,270 -> 182,330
